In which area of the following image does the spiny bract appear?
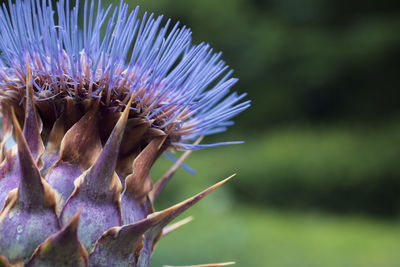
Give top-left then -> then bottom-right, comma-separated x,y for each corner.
0,0 -> 249,266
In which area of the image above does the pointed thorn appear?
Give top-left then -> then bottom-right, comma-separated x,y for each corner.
124,175 -> 233,264
23,62 -> 44,162
92,200 -> 192,266
113,93 -> 134,136
27,210 -> 88,267
162,216 -> 194,237
11,108 -> 53,208
145,174 -> 236,249
11,107 -> 27,152
59,99 -> 102,169
151,137 -> 203,201
124,135 -> 167,200
12,106 -> 35,165
155,174 -> 235,221
66,208 -> 82,234
85,95 -> 133,191
90,217 -> 150,266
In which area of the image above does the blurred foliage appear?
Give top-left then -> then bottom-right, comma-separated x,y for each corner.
153,123 -> 400,217
127,0 -> 400,128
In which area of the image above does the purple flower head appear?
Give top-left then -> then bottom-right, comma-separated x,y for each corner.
0,0 -> 249,150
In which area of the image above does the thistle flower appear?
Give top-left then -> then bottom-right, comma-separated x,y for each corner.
0,0 -> 249,266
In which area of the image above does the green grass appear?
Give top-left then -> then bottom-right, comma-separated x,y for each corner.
151,203 -> 400,267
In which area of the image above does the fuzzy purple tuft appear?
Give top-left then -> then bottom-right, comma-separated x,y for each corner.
0,0 -> 249,150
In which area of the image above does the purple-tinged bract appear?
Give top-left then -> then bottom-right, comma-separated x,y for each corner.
0,0 -> 248,266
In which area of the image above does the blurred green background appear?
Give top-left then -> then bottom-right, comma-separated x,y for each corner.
118,0 -> 400,266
